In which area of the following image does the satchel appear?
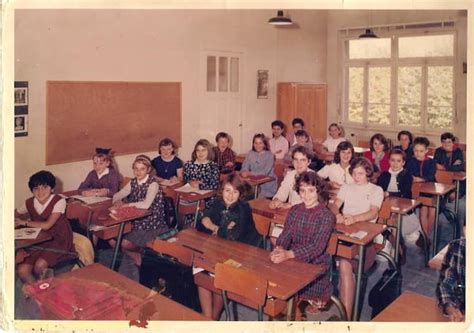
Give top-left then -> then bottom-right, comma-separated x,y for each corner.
368,268 -> 402,318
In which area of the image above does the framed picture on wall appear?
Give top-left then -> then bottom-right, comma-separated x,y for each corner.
14,87 -> 28,106
14,115 -> 28,137
257,70 -> 269,99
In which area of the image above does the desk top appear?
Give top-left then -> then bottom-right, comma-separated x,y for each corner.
56,263 -> 206,320
173,229 -> 324,300
237,172 -> 275,186
428,244 -> 449,270
95,208 -> 151,227
15,230 -> 52,250
452,172 -> 466,181
387,197 -> 420,215
418,182 -> 455,196
372,291 -> 448,322
249,198 -> 289,223
335,221 -> 386,246
354,147 -> 370,154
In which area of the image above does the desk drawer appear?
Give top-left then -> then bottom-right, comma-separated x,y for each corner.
335,242 -> 357,259
194,272 -> 287,318
93,223 -> 132,240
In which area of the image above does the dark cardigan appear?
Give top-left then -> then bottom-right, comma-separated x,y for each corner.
434,147 -> 465,172
377,169 -> 413,199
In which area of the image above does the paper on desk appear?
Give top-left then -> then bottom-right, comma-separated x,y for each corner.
88,224 -> 108,231
70,194 -> 110,205
271,224 -> 283,238
349,231 -> 368,240
192,267 -> 205,275
174,183 -> 212,195
15,227 -> 41,240
159,178 -> 180,187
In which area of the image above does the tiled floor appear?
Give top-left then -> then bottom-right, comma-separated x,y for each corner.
15,206 -> 460,322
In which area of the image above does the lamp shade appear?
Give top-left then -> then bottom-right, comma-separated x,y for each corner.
268,10 -> 293,25
359,28 -> 378,39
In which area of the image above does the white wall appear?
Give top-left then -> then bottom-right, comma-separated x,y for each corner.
326,10 -> 467,145
14,9 -> 327,204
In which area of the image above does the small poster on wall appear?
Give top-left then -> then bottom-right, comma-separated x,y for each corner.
15,81 -> 29,137
257,70 -> 268,99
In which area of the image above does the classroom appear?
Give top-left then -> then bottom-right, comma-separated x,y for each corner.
10,2 -> 469,328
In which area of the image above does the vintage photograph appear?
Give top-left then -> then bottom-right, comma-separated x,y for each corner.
14,115 -> 28,134
257,70 -> 268,99
14,87 -> 28,106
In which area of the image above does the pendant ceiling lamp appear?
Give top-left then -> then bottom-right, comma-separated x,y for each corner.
268,10 -> 293,26
359,28 -> 378,39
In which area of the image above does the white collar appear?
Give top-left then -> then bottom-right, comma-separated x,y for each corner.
137,174 -> 149,185
34,194 -> 55,209
389,168 -> 403,175
96,167 -> 110,179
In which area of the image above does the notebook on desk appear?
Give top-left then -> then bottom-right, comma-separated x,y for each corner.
68,194 -> 110,205
15,227 -> 41,240
174,183 -> 213,195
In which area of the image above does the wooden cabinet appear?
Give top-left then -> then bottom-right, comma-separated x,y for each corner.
277,82 -> 327,141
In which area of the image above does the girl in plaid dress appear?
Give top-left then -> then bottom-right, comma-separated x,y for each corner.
112,155 -> 167,267
270,171 -> 335,313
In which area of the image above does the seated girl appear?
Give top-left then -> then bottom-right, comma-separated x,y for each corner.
182,139 -> 220,224
393,130 -> 414,160
377,149 -> 420,247
196,174 -> 261,319
151,138 -> 184,183
78,148 -> 120,197
363,133 -> 390,174
270,146 -> 314,209
240,133 -> 278,198
406,137 -> 437,247
317,141 -> 354,191
330,157 -> 384,319
323,123 -> 346,153
212,132 -> 237,173
112,155 -> 168,267
270,172 -> 335,314
15,170 -> 75,282
269,120 -> 289,159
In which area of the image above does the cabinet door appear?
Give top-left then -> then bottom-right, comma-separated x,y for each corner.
296,84 -> 327,141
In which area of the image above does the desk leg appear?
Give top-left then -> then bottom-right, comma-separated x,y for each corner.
394,214 -> 403,266
254,185 -> 259,200
85,210 -> 93,240
111,222 -> 126,271
193,200 -> 201,228
352,245 -> 366,321
431,196 -> 440,257
454,180 -> 460,214
286,297 -> 294,321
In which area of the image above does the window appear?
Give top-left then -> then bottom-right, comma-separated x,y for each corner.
206,55 -> 239,93
344,32 -> 455,131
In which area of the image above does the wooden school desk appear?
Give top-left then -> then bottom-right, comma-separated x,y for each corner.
167,228 -> 324,320
35,263 -> 206,320
92,208 -> 151,270
174,188 -> 216,227
62,189 -> 112,238
335,221 -> 387,321
372,291 -> 448,322
353,147 -> 370,156
15,230 -> 52,264
237,172 -> 275,199
428,244 -> 449,270
385,197 -> 421,266
417,182 -> 455,257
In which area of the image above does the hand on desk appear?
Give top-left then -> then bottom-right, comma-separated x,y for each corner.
224,161 -> 235,168
446,305 -> 464,322
269,199 -> 291,210
15,218 -> 28,228
189,180 -> 202,188
82,189 -> 108,197
270,246 -> 294,264
336,214 -> 356,225
239,171 -> 251,178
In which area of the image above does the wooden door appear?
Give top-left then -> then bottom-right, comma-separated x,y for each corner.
277,83 -> 327,141
297,84 -> 327,141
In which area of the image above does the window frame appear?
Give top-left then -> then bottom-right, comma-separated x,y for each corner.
341,29 -> 457,135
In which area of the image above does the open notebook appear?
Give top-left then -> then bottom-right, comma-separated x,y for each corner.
15,227 -> 41,240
